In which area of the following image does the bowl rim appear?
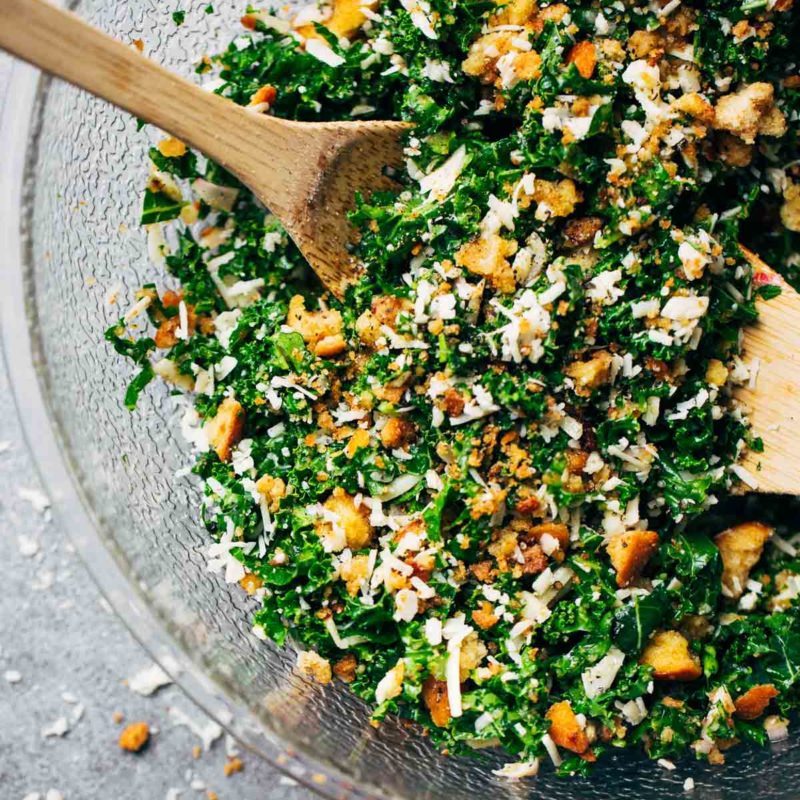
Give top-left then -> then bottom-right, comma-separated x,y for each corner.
0,59 -> 390,800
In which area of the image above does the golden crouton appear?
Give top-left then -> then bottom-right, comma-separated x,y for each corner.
471,600 -> 500,630
327,0 -> 375,37
565,450 -> 589,474
714,522 -> 773,599
607,530 -> 660,588
566,41 -> 597,79
239,572 -> 263,595
340,553 -> 371,596
380,417 -> 417,449
296,0 -> 376,39
422,676 -> 452,727
441,388 -> 466,417
314,333 -> 347,358
734,684 -> 778,720
154,304 -> 196,349
672,92 -> 715,125
599,38 -> 625,62
470,559 -> 496,583
713,83 -> 785,144
520,543 -> 548,575
537,2 -> 568,22
355,310 -> 382,346
296,650 -> 332,684
372,294 -> 412,326
513,51 -> 543,82
204,397 -> 245,462
705,359 -> 729,387
527,522 -> 570,550
355,293 -> 414,347
546,700 -> 590,754
459,632 -> 488,680
716,133 -> 754,168
119,721 -> 150,752
345,428 -> 370,459
454,234 -> 518,294
255,474 -> 287,512
318,488 -> 375,551
488,526 -> 519,572
333,653 -> 358,683
758,104 -> 788,138
491,0 -> 536,26
462,31 -> 516,82
640,630 -> 702,681
529,178 -> 582,219
156,137 -> 187,158
564,350 -> 613,396
373,375 -> 411,404
463,28 -> 542,86
286,295 -> 344,352
248,84 -> 277,107
781,182 -> 800,232
665,6 -> 697,39
628,29 -> 664,60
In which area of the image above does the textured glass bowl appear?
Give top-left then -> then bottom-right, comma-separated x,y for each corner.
3,2 -> 800,797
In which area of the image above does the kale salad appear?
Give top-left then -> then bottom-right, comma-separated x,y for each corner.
107,0 -> 800,779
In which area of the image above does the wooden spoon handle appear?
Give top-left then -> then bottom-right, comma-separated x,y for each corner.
0,0 -> 304,219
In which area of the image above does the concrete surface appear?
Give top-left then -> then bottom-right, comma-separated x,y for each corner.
0,53 -> 311,800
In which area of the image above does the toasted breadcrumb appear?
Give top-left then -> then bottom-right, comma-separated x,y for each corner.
455,234 -> 518,294
565,351 -> 613,396
296,650 -> 333,684
224,756 -> 245,776
119,721 -> 150,752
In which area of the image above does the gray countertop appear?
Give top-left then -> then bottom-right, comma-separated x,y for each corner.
0,53 -> 311,800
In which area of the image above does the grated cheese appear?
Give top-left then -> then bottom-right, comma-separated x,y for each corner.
661,295 -> 709,320
419,146 -> 467,201
305,38 -> 346,68
399,0 -> 437,38
425,617 -> 443,646
541,733 -> 562,767
492,758 -> 540,779
581,648 -> 625,699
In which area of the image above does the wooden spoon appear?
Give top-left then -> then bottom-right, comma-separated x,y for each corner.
736,247 -> 800,494
0,0 -> 409,297
2,1 -> 798,494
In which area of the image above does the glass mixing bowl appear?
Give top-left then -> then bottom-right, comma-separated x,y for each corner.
3,2 -> 800,797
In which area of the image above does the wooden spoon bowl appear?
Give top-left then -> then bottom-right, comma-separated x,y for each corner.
0,0 -> 410,297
